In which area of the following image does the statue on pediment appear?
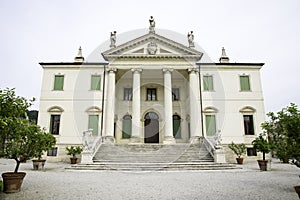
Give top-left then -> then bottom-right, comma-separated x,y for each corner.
147,41 -> 157,55
149,16 -> 155,33
110,31 -> 117,48
188,31 -> 195,48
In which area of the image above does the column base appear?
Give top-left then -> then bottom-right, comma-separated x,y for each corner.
80,150 -> 93,164
163,136 -> 176,144
189,136 -> 201,144
103,136 -> 115,144
129,136 -> 141,144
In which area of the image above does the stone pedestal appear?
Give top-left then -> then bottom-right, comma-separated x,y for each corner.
163,136 -> 176,144
80,151 -> 93,164
214,148 -> 226,163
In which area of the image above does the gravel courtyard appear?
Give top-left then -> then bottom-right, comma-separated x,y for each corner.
0,159 -> 299,200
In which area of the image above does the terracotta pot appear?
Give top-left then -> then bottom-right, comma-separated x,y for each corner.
294,186 -> 300,199
236,157 -> 244,164
2,172 -> 26,193
32,159 -> 46,170
70,157 -> 78,164
257,160 -> 268,171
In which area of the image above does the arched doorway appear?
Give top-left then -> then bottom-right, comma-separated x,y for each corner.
144,112 -> 159,143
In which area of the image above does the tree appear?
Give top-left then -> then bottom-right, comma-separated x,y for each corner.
252,133 -> 271,161
0,88 -> 55,173
262,103 -> 300,165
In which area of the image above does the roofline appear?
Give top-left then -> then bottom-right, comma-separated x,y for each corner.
39,62 -> 108,65
197,62 -> 264,66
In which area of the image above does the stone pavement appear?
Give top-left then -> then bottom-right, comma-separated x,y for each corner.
0,158 -> 299,200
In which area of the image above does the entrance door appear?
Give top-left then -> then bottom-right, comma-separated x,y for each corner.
144,112 -> 159,143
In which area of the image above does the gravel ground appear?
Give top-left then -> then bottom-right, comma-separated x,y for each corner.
0,158 -> 299,200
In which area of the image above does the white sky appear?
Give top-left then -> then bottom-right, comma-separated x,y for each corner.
0,0 -> 299,113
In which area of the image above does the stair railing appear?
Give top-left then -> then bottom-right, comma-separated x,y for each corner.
203,137 -> 215,159
82,130 -> 103,163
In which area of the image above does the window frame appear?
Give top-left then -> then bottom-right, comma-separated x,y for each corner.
205,114 -> 217,137
239,75 -> 251,91
50,114 -> 61,135
146,88 -> 157,101
88,114 -> 99,136
90,75 -> 101,91
243,114 -> 255,135
172,88 -> 180,101
47,147 -> 58,156
124,88 -> 133,101
53,75 -> 64,91
122,114 -> 132,139
203,75 -> 214,91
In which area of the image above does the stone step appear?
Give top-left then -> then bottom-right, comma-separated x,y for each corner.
67,162 -> 239,171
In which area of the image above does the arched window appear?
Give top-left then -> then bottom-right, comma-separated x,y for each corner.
173,115 -> 181,139
48,106 -> 64,135
122,114 -> 132,139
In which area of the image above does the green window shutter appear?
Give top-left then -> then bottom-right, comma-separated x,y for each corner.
173,116 -> 181,139
205,115 -> 216,136
91,75 -> 101,90
54,75 -> 64,90
122,115 -> 132,138
88,115 -> 99,136
240,76 -> 250,91
203,76 -> 213,91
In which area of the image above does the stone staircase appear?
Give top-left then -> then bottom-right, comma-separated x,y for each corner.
68,142 -> 238,171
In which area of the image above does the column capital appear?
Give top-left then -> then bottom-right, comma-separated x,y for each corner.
107,67 -> 117,73
188,67 -> 199,73
162,68 -> 173,73
131,68 -> 143,73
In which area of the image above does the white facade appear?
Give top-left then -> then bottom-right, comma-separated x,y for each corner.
38,27 -> 265,162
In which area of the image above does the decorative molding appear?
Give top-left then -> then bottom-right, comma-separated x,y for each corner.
203,106 -> 218,113
239,106 -> 256,113
47,106 -> 64,113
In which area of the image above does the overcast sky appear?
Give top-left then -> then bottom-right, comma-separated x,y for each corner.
0,0 -> 299,113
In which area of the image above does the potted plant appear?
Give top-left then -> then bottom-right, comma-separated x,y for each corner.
0,88 -> 56,193
252,133 -> 271,171
228,142 -> 247,164
66,146 -> 83,164
31,131 -> 56,170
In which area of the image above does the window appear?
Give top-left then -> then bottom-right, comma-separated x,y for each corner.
172,88 -> 180,101
247,148 -> 257,156
173,115 -> 181,139
53,75 -> 64,90
50,115 -> 60,135
124,88 -> 132,101
88,115 -> 99,136
147,88 -> 157,101
122,115 -> 132,139
243,115 -> 254,135
205,115 -> 216,136
203,75 -> 214,91
91,75 -> 101,90
47,147 -> 58,156
240,75 -> 251,91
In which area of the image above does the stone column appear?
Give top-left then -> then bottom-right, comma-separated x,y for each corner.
130,68 -> 142,144
104,67 -> 116,143
188,68 -> 202,144
163,68 -> 176,144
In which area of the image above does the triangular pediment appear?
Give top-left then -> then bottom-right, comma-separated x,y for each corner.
102,33 -> 203,61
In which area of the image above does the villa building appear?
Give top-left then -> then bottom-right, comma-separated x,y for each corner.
38,18 -> 265,164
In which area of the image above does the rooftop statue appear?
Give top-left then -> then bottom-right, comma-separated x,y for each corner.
110,31 -> 117,48
149,16 -> 155,33
188,31 -> 195,48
